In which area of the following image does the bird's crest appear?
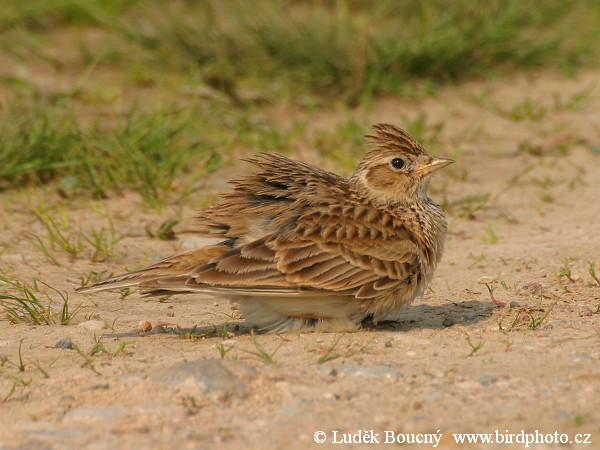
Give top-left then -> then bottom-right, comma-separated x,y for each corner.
366,123 -> 425,156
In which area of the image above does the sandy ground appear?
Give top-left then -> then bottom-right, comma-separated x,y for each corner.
1,70 -> 599,450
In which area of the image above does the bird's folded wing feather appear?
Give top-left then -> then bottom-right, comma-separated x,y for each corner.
146,209 -> 421,300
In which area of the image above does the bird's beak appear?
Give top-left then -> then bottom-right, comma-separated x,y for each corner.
413,158 -> 454,175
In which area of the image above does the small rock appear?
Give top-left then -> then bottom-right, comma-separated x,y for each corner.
442,317 -> 455,327
166,311 -> 175,317
78,320 -> 107,331
139,321 -> 153,332
148,359 -> 256,402
55,337 -> 74,349
579,306 -> 593,317
509,301 -> 520,308
384,340 -> 393,348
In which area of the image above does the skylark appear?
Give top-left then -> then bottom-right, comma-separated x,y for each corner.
78,123 -> 453,332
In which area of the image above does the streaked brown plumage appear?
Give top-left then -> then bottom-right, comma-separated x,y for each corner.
77,123 -> 453,332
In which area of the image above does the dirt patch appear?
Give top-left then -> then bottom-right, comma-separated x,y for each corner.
1,71 -> 599,449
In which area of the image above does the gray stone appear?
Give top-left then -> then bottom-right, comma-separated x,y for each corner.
55,337 -> 74,349
148,359 -> 256,401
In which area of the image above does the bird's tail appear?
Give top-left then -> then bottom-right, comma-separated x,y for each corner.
76,245 -> 229,294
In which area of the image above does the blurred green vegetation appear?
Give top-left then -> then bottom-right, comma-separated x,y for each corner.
4,0 -> 599,97
1,0 -> 599,205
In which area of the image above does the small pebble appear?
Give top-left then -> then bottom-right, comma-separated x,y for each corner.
166,311 -> 175,317
213,302 -> 219,307
509,301 -> 520,308
579,306 -> 593,317
55,337 -> 74,349
384,340 -> 393,348
139,321 -> 153,332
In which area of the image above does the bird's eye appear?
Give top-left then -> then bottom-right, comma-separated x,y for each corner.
390,158 -> 405,169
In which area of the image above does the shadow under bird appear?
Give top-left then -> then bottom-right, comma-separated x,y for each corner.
77,123 -> 454,332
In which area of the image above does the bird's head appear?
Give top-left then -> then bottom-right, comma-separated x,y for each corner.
350,123 -> 454,205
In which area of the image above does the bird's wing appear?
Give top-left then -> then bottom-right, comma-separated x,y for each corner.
144,205 -> 422,300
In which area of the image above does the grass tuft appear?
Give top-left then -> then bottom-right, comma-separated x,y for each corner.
0,274 -> 80,325
0,101 -> 222,207
125,1 -> 600,101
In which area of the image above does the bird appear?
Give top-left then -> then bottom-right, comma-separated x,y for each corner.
77,123 -> 454,332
